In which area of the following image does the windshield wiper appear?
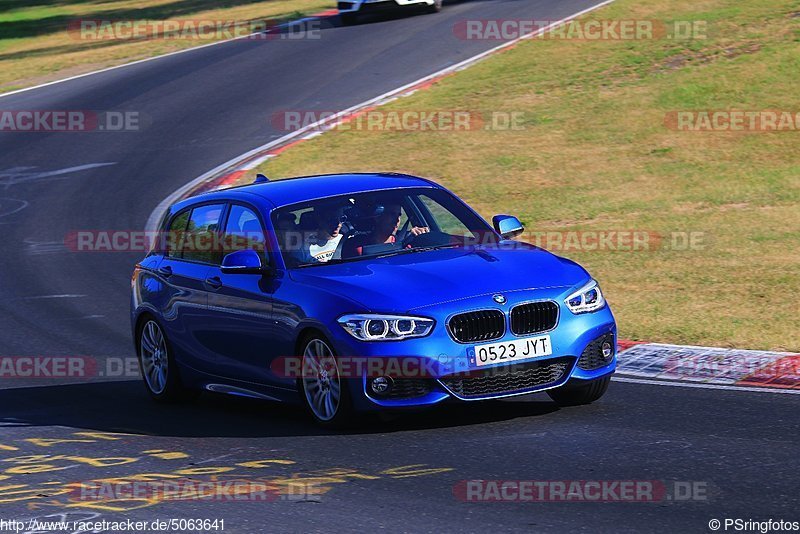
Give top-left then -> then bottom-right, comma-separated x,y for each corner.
295,257 -> 353,268
294,244 -> 462,266
375,243 -> 461,259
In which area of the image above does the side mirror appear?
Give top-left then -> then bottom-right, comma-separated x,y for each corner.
492,214 -> 524,239
221,249 -> 266,275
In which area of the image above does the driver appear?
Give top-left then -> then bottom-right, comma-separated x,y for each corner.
342,201 -> 429,257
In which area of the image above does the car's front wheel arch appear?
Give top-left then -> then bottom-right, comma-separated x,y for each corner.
294,326 -> 326,359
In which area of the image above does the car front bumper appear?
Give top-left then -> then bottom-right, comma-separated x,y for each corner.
325,287 -> 617,411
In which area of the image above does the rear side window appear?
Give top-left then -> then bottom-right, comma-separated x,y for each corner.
181,204 -> 225,264
165,210 -> 190,257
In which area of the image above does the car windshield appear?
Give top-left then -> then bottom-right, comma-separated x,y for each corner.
271,187 -> 497,268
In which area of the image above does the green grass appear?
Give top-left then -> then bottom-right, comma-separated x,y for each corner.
248,0 -> 800,351
0,0 -> 332,93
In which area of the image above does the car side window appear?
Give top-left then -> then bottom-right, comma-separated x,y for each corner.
419,195 -> 471,237
181,204 -> 225,264
222,205 -> 266,257
165,210 -> 190,258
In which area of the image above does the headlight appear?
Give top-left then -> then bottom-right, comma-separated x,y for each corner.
564,279 -> 606,314
338,314 -> 435,341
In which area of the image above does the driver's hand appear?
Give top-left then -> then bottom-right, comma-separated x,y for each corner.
409,226 -> 430,236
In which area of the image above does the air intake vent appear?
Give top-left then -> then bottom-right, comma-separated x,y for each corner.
510,301 -> 559,335
448,310 -> 505,343
440,358 -> 572,399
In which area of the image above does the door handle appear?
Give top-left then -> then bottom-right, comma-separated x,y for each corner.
157,265 -> 172,278
205,276 -> 222,289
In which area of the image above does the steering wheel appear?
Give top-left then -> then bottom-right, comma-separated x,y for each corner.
396,218 -> 413,246
402,230 -> 449,248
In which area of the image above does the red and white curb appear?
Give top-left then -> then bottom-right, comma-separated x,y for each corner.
614,342 -> 800,394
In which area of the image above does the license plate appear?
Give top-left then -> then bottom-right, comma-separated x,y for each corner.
471,335 -> 553,367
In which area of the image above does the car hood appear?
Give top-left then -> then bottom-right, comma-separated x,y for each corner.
288,244 -> 590,312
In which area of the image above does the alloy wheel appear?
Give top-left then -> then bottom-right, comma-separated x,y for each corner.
301,339 -> 341,421
140,320 -> 169,395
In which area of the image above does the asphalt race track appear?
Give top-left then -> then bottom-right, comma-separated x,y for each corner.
1,381 -> 798,531
0,0 -> 797,531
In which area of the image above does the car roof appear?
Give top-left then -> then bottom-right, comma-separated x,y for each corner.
178,172 -> 440,213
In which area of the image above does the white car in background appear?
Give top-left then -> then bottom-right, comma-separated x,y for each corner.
338,0 -> 443,24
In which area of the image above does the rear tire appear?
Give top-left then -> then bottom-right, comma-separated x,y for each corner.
136,317 -> 195,403
297,333 -> 357,428
547,376 -> 610,406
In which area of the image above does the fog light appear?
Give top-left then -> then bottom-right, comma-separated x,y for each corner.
370,376 -> 393,395
601,341 -> 613,360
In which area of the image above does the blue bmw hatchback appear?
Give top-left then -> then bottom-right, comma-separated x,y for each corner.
131,173 -> 616,426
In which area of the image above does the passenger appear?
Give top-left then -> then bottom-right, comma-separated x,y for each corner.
343,202 -> 429,257
300,206 -> 345,263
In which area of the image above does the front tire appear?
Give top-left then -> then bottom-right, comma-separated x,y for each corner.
548,376 -> 610,406
297,334 -> 356,428
137,318 -> 193,402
